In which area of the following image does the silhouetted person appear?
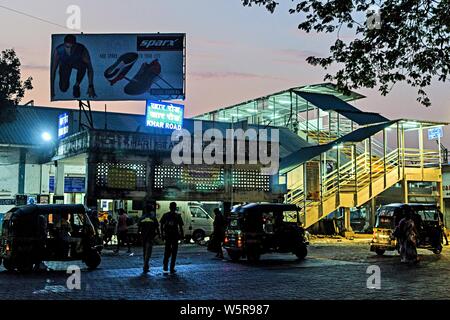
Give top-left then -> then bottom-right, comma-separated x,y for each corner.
138,203 -> 160,273
115,208 -> 131,254
437,210 -> 448,245
212,208 -> 226,259
393,206 -> 419,263
160,202 -> 184,274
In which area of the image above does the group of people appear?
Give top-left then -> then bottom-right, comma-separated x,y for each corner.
89,202 -> 227,274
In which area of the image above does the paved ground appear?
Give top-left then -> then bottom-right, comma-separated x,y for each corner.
1,239 -> 449,300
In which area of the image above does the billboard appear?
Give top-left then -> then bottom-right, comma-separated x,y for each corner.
145,100 -> 184,130
51,33 -> 185,101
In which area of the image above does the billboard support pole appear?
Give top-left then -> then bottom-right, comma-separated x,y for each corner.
78,100 -> 94,131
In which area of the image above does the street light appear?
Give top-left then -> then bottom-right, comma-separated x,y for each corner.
41,132 -> 52,142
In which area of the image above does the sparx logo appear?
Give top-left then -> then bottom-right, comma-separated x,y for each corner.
137,36 -> 184,51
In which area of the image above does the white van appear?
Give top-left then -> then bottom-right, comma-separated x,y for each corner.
156,201 -> 214,242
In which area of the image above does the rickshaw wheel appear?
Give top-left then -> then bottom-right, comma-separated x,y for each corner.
247,247 -> 261,262
375,249 -> 386,256
17,263 -> 33,273
294,244 -> 308,260
85,250 -> 101,269
2,258 -> 13,272
227,250 -> 241,262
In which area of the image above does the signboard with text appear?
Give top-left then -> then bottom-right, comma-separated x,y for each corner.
58,112 -> 69,138
145,100 -> 184,130
428,127 -> 443,140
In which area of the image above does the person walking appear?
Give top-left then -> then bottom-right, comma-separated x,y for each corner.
138,202 -> 160,273
115,208 -> 131,254
212,208 -> 226,259
104,215 -> 117,246
160,202 -> 184,274
438,210 -> 449,245
393,206 -> 419,263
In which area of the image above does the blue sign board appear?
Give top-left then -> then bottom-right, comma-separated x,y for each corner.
58,112 -> 69,138
49,176 -> 86,193
145,100 -> 184,130
428,127 -> 443,140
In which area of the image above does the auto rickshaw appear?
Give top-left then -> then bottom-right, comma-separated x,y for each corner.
223,203 -> 308,262
370,203 -> 443,255
0,204 -> 102,272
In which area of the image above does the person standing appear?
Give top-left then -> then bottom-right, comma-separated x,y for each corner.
104,215 -> 117,246
115,208 -> 131,254
138,203 -> 160,273
212,208 -> 226,259
393,206 -> 419,263
160,202 -> 184,274
438,210 -> 449,245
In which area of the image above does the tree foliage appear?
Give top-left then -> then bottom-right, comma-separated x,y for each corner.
0,49 -> 33,105
242,0 -> 450,107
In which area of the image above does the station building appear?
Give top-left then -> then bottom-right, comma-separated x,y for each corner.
0,83 -> 448,231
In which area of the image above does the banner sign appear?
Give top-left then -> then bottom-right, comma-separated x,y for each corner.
428,127 -> 443,140
49,176 -> 86,193
58,112 -> 69,138
145,100 -> 184,130
51,33 -> 185,101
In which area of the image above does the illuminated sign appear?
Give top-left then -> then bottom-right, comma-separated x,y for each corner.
428,127 -> 443,140
145,100 -> 184,130
58,112 -> 69,138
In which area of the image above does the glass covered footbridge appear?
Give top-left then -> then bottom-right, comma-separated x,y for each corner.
194,83 -> 448,230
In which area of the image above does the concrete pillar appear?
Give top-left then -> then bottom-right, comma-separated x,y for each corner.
223,202 -> 232,219
344,207 -> 352,231
84,154 -> 97,208
402,179 -> 409,203
18,148 -> 26,194
54,161 -> 65,196
370,197 -> 377,227
438,180 -> 444,214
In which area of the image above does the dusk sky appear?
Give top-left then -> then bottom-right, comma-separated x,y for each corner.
1,0 -> 449,141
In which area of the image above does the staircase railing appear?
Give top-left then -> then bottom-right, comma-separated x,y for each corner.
285,147 -> 442,227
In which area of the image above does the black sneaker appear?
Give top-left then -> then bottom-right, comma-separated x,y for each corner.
124,59 -> 161,95
73,85 -> 81,98
170,269 -> 176,274
104,52 -> 138,85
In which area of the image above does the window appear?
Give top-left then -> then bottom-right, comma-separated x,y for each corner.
190,207 -> 208,219
415,209 -> 437,221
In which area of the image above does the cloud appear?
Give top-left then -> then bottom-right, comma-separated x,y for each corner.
21,64 -> 49,71
188,71 -> 289,81
273,48 -> 324,65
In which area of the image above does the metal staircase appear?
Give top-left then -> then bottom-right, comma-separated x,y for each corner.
285,148 -> 441,229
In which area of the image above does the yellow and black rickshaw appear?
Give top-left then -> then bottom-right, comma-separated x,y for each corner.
370,203 -> 442,255
0,204 -> 102,272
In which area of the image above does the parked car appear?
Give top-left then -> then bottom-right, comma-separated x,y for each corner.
223,203 -> 308,262
156,201 -> 214,242
370,203 -> 442,255
0,204 -> 102,272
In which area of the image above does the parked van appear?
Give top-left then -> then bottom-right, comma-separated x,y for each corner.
156,201 -> 214,242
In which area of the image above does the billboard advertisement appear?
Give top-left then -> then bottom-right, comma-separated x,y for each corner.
51,33 -> 185,101
145,100 -> 184,130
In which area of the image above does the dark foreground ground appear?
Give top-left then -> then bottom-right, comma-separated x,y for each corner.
0,239 -> 449,300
